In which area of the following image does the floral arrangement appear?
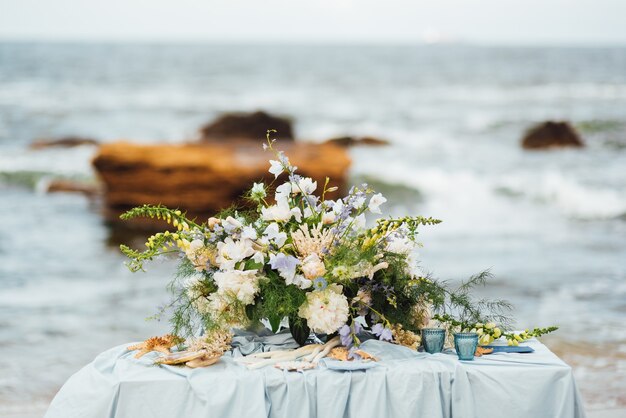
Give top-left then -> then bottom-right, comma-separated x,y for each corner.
120,132 -> 556,350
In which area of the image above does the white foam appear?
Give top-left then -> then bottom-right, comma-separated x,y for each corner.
497,171 -> 626,219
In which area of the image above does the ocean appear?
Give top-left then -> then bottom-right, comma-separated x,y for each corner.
0,42 -> 625,414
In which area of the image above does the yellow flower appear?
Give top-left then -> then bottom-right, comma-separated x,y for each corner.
485,322 -> 496,329
479,334 -> 492,346
493,328 -> 502,338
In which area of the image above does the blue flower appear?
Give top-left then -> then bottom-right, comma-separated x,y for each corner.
312,277 -> 327,291
372,323 -> 393,342
339,322 -> 363,349
339,324 -> 352,347
269,253 -> 300,282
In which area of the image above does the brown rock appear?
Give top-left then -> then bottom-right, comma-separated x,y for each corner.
92,141 -> 350,225
325,136 -> 389,147
30,136 -> 99,150
45,179 -> 100,197
521,121 -> 584,149
199,111 -> 294,142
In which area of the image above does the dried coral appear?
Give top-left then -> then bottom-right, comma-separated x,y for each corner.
155,329 -> 233,368
186,329 -> 233,357
353,349 -> 378,362
327,347 -> 350,361
391,324 -> 421,350
474,347 -> 493,357
127,334 -> 182,359
327,346 -> 378,362
291,223 -> 334,258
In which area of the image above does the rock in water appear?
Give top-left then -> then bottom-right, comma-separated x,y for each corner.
92,141 -> 350,226
30,136 -> 99,149
521,121 -> 584,149
324,136 -> 389,147
199,111 -> 294,141
44,179 -> 100,197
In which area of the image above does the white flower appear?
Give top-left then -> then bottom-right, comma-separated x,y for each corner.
368,193 -> 387,214
184,239 -> 212,271
322,211 -> 336,225
386,235 -> 415,255
303,207 -> 313,219
269,253 -> 300,283
275,182 -> 292,200
213,269 -> 260,305
292,177 -> 317,195
353,196 -> 366,209
290,207 -> 302,222
300,253 -> 326,280
332,199 -> 344,214
263,222 -> 288,248
298,285 -> 349,334
261,197 -> 292,222
292,274 -> 312,289
252,251 -> 265,264
250,182 -> 266,200
241,226 -> 258,240
353,213 -> 366,230
216,237 -> 255,270
222,216 -> 243,234
269,160 -> 283,178
184,238 -> 204,258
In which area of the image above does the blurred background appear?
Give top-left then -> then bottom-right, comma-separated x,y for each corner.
0,1 -> 625,417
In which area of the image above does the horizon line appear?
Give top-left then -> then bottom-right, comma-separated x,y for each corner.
1,36 -> 626,49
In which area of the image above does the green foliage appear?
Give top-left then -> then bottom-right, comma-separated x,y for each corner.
433,312 -> 558,344
373,216 -> 442,239
247,270 -> 307,327
444,271 -> 513,327
119,204 -> 200,272
120,233 -> 174,273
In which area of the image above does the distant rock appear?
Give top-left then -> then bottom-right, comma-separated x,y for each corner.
521,121 -> 584,150
45,179 -> 100,197
30,136 -> 99,150
92,141 -> 350,225
324,136 -> 389,147
199,111 -> 294,142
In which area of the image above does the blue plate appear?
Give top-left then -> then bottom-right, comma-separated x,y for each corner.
483,345 -> 534,353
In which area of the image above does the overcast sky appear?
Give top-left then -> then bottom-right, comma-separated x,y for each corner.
0,0 -> 624,45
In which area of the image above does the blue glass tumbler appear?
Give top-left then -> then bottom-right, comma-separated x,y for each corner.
421,328 -> 446,354
454,333 -> 479,361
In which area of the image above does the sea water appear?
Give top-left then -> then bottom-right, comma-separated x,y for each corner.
0,43 -> 625,414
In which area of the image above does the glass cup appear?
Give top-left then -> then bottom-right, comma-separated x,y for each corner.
454,332 -> 479,361
421,328 -> 446,354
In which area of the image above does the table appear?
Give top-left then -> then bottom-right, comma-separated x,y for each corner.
44,338 -> 586,418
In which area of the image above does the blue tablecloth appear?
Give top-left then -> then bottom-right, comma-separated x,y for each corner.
45,337 -> 586,418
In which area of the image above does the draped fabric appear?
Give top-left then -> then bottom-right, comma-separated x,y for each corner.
45,338 -> 586,418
